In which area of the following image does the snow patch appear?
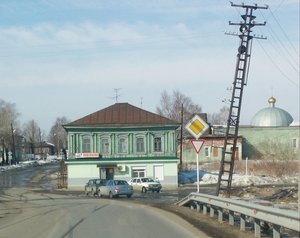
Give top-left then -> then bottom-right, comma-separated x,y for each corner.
179,171 -> 298,186
0,159 -> 58,172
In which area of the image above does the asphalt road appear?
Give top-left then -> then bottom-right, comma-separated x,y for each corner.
0,162 -> 58,190
0,163 -> 210,238
0,189 -> 209,238
3,163 -> 289,238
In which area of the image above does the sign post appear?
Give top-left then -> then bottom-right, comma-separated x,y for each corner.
185,114 -> 209,193
191,139 -> 205,192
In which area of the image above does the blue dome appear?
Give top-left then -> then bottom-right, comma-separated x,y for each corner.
251,97 -> 293,127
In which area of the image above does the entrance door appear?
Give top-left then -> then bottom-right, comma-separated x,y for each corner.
99,168 -> 114,179
154,165 -> 164,181
106,168 -> 114,179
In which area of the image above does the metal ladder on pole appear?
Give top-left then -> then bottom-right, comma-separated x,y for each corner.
216,2 -> 268,197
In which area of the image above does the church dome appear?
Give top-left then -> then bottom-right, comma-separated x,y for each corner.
251,97 -> 293,127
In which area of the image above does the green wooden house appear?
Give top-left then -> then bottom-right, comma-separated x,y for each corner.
63,103 -> 179,190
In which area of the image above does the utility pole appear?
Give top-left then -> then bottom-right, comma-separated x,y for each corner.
216,2 -> 268,197
179,103 -> 183,171
11,123 -> 16,164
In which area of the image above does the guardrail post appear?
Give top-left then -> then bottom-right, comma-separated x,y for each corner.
254,218 -> 261,238
240,214 -> 246,231
210,206 -> 215,218
196,203 -> 201,212
218,208 -> 223,222
273,224 -> 281,238
203,204 -> 207,215
229,210 -> 234,225
177,192 -> 300,235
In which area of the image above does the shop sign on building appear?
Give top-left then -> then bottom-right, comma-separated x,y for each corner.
75,153 -> 100,159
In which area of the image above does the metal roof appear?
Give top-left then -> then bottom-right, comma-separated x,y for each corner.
65,103 -> 179,127
251,97 -> 293,127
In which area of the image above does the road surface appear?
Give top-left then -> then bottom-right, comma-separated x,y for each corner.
0,163 -> 209,238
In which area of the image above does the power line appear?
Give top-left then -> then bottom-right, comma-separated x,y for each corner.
256,40 -> 299,87
258,10 -> 299,73
233,4 -> 299,75
268,7 -> 299,55
0,31 -> 220,51
272,0 -> 286,14
256,26 -> 299,75
0,31 -> 225,59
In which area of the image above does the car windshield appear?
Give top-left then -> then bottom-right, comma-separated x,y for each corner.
96,179 -> 106,185
141,178 -> 154,182
115,180 -> 128,185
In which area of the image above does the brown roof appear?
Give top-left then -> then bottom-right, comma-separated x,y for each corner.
66,103 -> 178,127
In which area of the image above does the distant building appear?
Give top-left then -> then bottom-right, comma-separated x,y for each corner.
239,97 -> 299,159
17,141 -> 55,161
181,96 -> 299,166
251,96 -> 293,127
62,97 -> 298,188
181,130 -> 243,167
63,103 -> 179,189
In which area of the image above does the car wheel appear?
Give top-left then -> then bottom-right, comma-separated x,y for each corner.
156,189 -> 160,193
142,187 -> 147,193
127,194 -> 132,198
98,190 -> 102,198
109,191 -> 113,199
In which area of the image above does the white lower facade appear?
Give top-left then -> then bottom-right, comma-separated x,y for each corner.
65,159 -> 178,190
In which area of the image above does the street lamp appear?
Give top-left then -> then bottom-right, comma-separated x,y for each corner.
11,123 -> 16,164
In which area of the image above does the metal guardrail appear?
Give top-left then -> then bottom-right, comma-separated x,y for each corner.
176,192 -> 300,238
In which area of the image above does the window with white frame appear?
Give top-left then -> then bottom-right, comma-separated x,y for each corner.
154,137 -> 162,152
132,167 -> 146,178
136,137 -> 145,153
100,138 -> 110,154
118,137 -> 128,153
82,136 -> 91,152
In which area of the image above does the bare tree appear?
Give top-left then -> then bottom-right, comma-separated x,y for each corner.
0,99 -> 20,164
48,117 -> 70,155
156,90 -> 202,171
22,120 -> 41,155
156,90 -> 202,123
208,106 -> 230,125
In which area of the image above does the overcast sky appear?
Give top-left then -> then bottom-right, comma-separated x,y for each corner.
0,0 -> 299,133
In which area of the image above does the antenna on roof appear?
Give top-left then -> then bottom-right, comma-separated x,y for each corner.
140,97 -> 143,108
109,88 -> 121,103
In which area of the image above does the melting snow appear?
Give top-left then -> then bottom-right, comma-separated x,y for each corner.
0,159 -> 58,172
179,170 -> 298,186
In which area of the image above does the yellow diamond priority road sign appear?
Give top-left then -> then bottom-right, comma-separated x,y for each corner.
185,114 -> 209,139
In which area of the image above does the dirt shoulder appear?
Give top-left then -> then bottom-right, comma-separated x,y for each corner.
151,203 -> 255,238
